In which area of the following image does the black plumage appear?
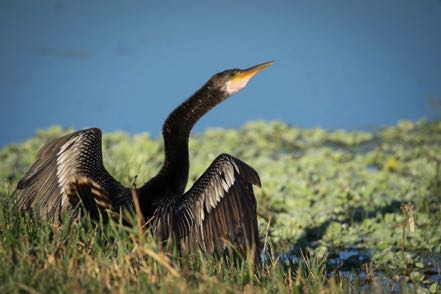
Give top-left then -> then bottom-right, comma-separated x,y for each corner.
15,61 -> 273,260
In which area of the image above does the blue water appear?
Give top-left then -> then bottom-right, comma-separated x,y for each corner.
1,0 -> 441,147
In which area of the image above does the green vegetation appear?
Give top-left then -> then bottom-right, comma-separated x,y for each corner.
1,120 -> 440,293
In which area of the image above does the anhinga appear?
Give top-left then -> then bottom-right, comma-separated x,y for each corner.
15,61 -> 273,258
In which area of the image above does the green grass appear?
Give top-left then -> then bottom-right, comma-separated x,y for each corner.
1,120 -> 440,293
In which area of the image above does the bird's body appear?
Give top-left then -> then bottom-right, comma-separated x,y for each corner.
15,61 -> 272,259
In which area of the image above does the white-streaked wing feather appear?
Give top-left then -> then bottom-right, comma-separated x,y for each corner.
153,153 -> 261,258
15,128 -> 128,220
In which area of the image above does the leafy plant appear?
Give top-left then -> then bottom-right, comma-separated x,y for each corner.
1,120 -> 440,292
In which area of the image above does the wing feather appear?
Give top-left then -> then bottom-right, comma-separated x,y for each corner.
153,153 -> 261,260
15,128 -> 129,220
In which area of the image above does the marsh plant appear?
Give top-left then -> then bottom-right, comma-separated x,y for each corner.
1,120 -> 440,293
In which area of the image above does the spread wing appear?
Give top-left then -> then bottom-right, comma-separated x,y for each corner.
153,153 -> 261,259
15,128 -> 130,220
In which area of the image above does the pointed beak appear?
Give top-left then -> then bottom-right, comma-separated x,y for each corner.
227,61 -> 273,94
235,61 -> 274,81
240,61 -> 274,77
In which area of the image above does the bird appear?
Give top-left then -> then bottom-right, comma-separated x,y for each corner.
15,61 -> 273,260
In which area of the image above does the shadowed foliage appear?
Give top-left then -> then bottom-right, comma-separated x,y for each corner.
1,119 -> 440,292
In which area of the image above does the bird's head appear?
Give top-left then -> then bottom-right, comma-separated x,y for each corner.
208,61 -> 273,95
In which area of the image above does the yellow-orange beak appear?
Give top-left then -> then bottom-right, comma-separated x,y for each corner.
227,61 -> 273,94
238,61 -> 274,79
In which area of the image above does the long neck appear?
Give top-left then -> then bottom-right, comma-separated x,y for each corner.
141,81 -> 228,198
163,81 -> 226,143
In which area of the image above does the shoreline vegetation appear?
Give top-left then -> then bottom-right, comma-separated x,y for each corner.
1,120 -> 440,293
